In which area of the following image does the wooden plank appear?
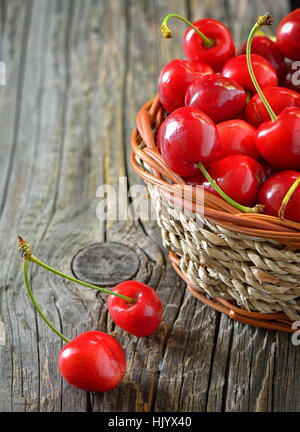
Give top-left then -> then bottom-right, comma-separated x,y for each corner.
224,0 -> 291,45
90,0 -> 195,412
0,0 -> 32,216
0,0 -> 95,412
0,0 -> 191,412
120,0 -> 226,413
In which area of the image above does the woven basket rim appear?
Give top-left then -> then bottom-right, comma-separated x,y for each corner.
131,95 -> 300,250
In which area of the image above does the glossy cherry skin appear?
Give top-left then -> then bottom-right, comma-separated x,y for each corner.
157,123 -> 201,177
107,281 -> 163,337
158,130 -> 201,177
58,331 -> 126,392
256,106 -> 300,170
237,36 -> 286,79
158,106 -> 220,177
199,155 -> 267,206
276,8 -> 300,61
158,59 -> 214,113
214,119 -> 259,161
259,171 -> 300,222
183,18 -> 235,72
221,54 -> 278,95
185,74 -> 246,123
281,61 -> 300,94
245,87 -> 300,128
184,173 -> 205,186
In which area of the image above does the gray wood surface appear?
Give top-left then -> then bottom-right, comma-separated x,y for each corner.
0,0 -> 299,412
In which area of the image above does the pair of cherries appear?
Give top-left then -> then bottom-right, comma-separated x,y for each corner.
18,237 -> 163,393
158,11 -> 300,222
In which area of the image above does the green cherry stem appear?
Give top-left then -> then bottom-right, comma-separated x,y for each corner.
23,259 -> 70,343
279,176 -> 300,220
197,162 -> 264,214
252,102 -> 263,123
160,13 -> 214,48
18,236 -> 134,304
246,13 -> 277,122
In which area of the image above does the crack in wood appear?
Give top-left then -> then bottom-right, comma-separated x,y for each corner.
220,323 -> 234,411
36,0 -> 74,246
204,312 -> 221,411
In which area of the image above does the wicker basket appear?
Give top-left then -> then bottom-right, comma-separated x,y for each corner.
131,95 -> 300,333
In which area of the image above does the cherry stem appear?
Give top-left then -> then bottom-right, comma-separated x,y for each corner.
246,91 -> 252,104
198,162 -> 264,214
23,259 -> 70,344
18,237 -> 134,304
279,176 -> 300,220
161,13 -> 214,48
246,13 -> 277,122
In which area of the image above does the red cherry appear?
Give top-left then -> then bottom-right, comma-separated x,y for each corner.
237,36 -> 286,79
183,18 -> 235,72
198,155 -> 266,206
58,331 -> 126,392
158,59 -> 213,113
256,106 -> 300,170
276,8 -> 300,61
183,173 -> 205,186
157,130 -> 200,177
185,74 -> 246,123
107,281 -> 163,337
158,106 -> 220,177
259,170 -> 300,222
214,119 -> 259,161
281,61 -> 300,94
245,86 -> 300,128
221,54 -> 278,94
259,159 -> 279,180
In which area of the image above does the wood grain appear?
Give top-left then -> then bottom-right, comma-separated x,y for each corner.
0,0 -> 299,412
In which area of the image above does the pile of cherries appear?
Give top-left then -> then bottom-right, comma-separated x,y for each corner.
18,237 -> 163,393
158,10 -> 300,221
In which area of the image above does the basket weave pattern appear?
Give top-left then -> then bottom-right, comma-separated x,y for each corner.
131,96 -> 300,332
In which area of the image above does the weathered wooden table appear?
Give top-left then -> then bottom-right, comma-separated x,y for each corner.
1,0 -> 300,413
